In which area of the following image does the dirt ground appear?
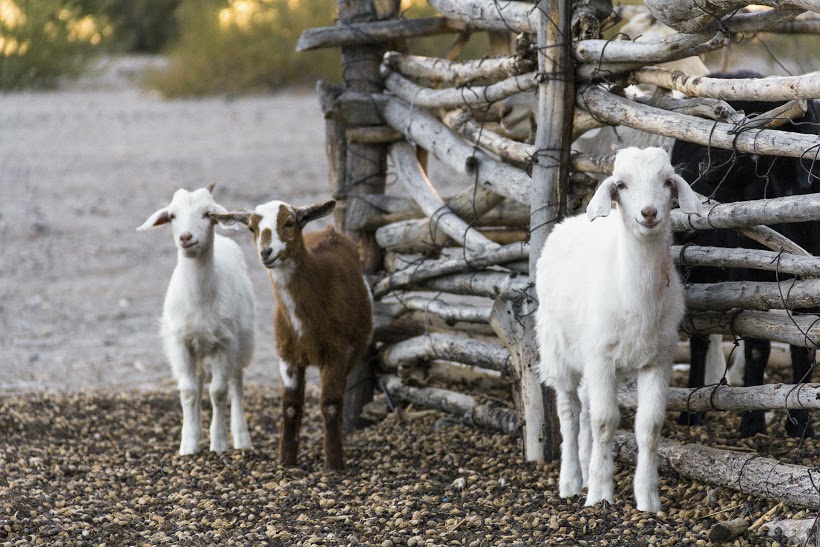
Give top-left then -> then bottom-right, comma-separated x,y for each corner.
0,57 -> 339,393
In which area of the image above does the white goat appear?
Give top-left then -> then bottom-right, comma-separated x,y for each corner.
138,184 -> 255,455
535,147 -> 703,512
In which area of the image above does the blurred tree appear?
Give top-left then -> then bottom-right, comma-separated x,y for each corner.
77,0 -> 182,52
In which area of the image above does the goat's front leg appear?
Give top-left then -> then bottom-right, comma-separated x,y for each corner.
209,361 -> 230,452
578,379 -> 592,488
634,364 -> 671,513
319,364 -> 346,471
279,360 -> 305,466
228,369 -> 252,450
584,364 -> 619,507
169,342 -> 202,455
555,385 -> 583,497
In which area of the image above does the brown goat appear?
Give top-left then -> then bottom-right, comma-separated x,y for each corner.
211,199 -> 372,470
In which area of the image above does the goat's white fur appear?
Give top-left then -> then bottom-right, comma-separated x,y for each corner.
536,147 -> 703,512
138,187 -> 255,456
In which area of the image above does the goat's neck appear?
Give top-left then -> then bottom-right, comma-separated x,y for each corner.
613,218 -> 672,294
270,251 -> 314,309
177,243 -> 218,301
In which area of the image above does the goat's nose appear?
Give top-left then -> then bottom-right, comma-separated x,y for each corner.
260,247 -> 272,260
179,232 -> 193,243
641,206 -> 658,221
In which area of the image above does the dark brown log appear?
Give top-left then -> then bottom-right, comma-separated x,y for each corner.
346,126 -> 403,144
338,0 -> 394,431
297,17 -> 466,51
709,518 -> 750,542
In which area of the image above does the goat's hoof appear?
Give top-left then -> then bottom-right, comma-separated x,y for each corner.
234,433 -> 252,450
559,479 -> 583,498
210,443 -> 229,453
739,411 -> 766,438
178,446 -> 198,456
583,495 -> 614,509
636,495 -> 661,513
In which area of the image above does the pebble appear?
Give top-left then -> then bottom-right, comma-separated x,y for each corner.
0,387 -> 812,546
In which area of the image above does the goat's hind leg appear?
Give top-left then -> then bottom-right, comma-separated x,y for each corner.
585,364 -> 619,507
279,361 -> 305,466
209,363 -> 230,452
555,381 -> 584,498
229,369 -> 252,450
634,364 -> 671,513
319,364 -> 347,471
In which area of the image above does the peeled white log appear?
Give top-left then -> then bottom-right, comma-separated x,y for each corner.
673,245 -> 820,277
765,518 -> 818,543
374,242 -> 530,297
685,278 -> 820,310
671,193 -> 820,232
383,52 -> 525,86
391,295 -> 493,324
381,374 -> 519,433
631,66 -> 820,102
614,431 -> 820,509
296,17 -> 466,51
390,142 -> 498,252
618,382 -> 820,413
380,96 -> 532,204
400,360 -> 508,394
381,333 -> 510,374
684,310 -> 820,349
383,67 -> 538,109
412,271 -> 529,299
427,0 -> 536,33
578,85 -> 820,160
375,219 -> 524,252
574,31 -> 720,64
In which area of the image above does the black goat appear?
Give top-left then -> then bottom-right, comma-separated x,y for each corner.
672,71 -> 820,438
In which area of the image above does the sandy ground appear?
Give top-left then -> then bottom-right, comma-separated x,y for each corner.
0,57 -> 336,393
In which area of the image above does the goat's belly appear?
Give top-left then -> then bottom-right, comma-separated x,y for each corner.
174,318 -> 232,357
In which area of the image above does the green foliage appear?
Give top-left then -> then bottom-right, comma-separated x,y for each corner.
0,0 -> 111,90
148,0 -> 341,96
76,0 -> 182,52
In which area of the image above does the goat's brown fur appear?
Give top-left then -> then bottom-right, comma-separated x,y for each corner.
216,201 -> 372,470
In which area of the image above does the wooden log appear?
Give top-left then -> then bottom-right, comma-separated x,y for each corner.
685,278 -> 820,311
389,142 -> 498,252
401,360 -> 509,394
613,431 -> 820,509
318,81 -> 347,228
732,99 -> 808,131
379,96 -> 532,204
618,382 -> 820,413
374,242 -> 530,297
383,52 -> 526,86
578,85 -> 820,160
346,126 -> 403,144
381,333 -> 510,374
631,67 -> 820,102
296,17 -> 466,51
684,310 -> 820,349
375,220 -> 525,253
526,0 -> 573,462
412,271 -> 530,299
644,0 -> 812,33
671,194 -> 820,232
382,67 -> 538,109
391,295 -> 493,325
770,13 -> 820,33
574,31 -> 719,64
575,32 -> 729,81
629,88 -> 742,123
708,518 -> 750,543
427,0 -> 537,33
338,0 -> 394,431
381,374 -> 519,434
765,518 -> 819,543
673,245 -> 820,277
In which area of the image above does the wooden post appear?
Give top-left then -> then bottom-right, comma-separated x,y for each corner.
520,0 -> 575,462
337,0 -> 397,430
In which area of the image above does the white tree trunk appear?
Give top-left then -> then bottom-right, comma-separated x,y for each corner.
383,52 -> 525,86
618,382 -> 820,412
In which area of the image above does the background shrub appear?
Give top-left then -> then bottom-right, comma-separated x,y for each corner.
76,0 -> 182,52
0,0 -> 112,90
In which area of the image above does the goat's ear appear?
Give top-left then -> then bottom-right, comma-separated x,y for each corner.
137,207 -> 171,231
296,200 -> 336,227
208,203 -> 240,230
207,181 -> 217,194
209,210 -> 254,227
586,177 -> 617,221
671,174 -> 703,215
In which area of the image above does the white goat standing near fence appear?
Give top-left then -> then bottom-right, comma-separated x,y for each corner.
536,147 -> 703,512
138,184 -> 255,456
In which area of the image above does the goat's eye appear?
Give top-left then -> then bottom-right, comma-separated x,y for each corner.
664,179 -> 674,188
615,181 -> 626,190
283,220 -> 295,229
168,213 -> 176,221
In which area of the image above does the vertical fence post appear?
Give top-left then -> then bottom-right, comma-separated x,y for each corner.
524,0 -> 575,461
335,0 -> 397,430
